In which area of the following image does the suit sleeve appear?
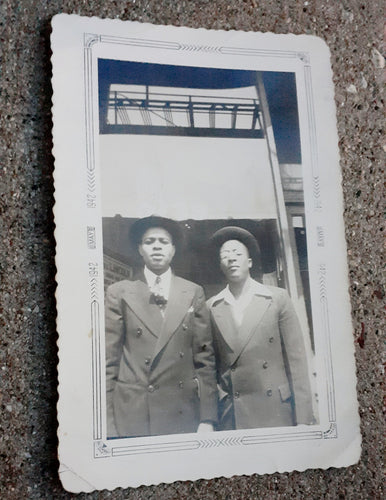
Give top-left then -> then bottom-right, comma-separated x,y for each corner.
105,283 -> 125,437
191,286 -> 218,425
278,289 -> 315,425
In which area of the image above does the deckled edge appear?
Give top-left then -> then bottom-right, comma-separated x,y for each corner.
51,12 -> 330,53
50,13 -> 361,493
50,14 -> 66,493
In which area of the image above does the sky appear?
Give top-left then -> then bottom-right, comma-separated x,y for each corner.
98,59 -> 301,164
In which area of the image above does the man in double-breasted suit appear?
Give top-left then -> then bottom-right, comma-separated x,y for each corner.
105,216 -> 217,438
207,226 -> 314,430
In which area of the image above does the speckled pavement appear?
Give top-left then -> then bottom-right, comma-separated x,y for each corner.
0,1 -> 384,498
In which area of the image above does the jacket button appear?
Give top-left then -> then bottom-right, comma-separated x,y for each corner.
234,391 -> 240,399
182,324 -> 188,331
266,389 -> 272,396
179,381 -> 184,388
269,336 -> 274,343
136,328 -> 142,336
179,352 -> 184,358
145,357 -> 151,365
231,367 -> 236,372
148,385 -> 155,393
263,361 -> 268,369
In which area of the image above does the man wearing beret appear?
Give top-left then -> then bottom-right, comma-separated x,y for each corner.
208,226 -> 314,430
105,215 -> 217,438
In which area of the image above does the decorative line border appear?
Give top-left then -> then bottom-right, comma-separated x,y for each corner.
319,264 -> 337,423
89,262 -> 102,440
100,35 -> 180,50
94,429 -> 324,459
91,300 -> 102,440
84,32 -> 336,457
84,34 -> 99,209
303,64 -> 321,210
98,35 -> 311,61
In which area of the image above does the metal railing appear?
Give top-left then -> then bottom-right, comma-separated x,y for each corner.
102,88 -> 264,138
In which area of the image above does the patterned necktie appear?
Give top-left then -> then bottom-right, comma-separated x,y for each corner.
152,275 -> 167,310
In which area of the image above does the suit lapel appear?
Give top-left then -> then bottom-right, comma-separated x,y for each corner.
211,300 -> 240,358
232,295 -> 272,362
121,280 -> 163,338
152,276 -> 194,363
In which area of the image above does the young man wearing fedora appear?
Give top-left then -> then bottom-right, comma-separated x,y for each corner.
208,226 -> 314,431
105,215 -> 217,438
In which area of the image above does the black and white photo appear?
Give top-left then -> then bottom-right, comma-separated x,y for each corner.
51,14 -> 360,492
99,58 -> 319,437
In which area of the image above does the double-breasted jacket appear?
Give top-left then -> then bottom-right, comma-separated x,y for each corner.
208,283 -> 314,430
105,274 -> 217,438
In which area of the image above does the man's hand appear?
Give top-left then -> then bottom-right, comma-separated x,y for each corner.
197,422 -> 214,433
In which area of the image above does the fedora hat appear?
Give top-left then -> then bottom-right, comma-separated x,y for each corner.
211,226 -> 261,262
129,215 -> 183,250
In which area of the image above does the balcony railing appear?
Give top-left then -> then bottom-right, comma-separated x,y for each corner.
101,89 -> 264,138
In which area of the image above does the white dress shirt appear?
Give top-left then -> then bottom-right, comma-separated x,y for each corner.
144,266 -> 172,300
217,277 -> 272,328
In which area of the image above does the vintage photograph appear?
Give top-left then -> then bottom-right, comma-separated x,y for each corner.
99,60 -> 318,439
51,15 -> 361,492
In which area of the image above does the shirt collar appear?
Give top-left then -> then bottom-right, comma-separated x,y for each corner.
144,266 -> 172,288
215,278 -> 272,305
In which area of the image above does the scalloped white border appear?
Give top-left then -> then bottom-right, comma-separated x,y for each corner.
52,14 -> 361,493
